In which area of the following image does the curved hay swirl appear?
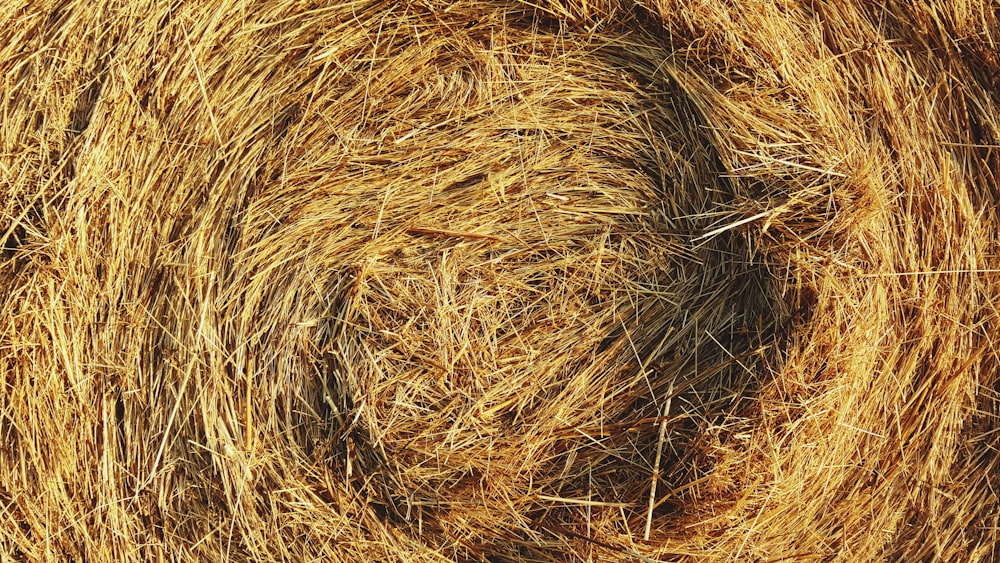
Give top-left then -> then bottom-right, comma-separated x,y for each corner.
1,1 -> 998,561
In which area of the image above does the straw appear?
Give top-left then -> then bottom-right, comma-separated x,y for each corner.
1,0 -> 998,561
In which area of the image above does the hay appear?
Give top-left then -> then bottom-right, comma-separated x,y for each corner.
1,0 -> 998,561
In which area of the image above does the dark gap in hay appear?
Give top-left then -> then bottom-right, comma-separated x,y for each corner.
523,0 -> 661,33
114,391 -> 127,467
0,223 -> 25,259
68,75 -> 104,136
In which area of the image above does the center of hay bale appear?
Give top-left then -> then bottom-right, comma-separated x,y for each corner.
240,7 -> 788,547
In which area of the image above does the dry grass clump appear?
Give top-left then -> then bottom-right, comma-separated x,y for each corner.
2,0 -> 999,561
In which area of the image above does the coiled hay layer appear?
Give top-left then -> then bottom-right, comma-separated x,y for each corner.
1,1 -> 998,561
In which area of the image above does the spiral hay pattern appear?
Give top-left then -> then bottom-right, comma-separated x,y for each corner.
2,1 -> 999,561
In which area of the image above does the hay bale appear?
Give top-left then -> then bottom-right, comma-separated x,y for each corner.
1,0 -> 998,561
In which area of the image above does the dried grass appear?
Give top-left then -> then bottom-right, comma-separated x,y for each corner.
2,0 -> 998,561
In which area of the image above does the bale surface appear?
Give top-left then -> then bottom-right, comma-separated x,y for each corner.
1,1 -> 998,561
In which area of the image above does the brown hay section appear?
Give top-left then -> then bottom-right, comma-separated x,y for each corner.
1,0 -> 999,561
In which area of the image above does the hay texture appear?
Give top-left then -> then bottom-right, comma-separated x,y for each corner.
1,0 -> 999,561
